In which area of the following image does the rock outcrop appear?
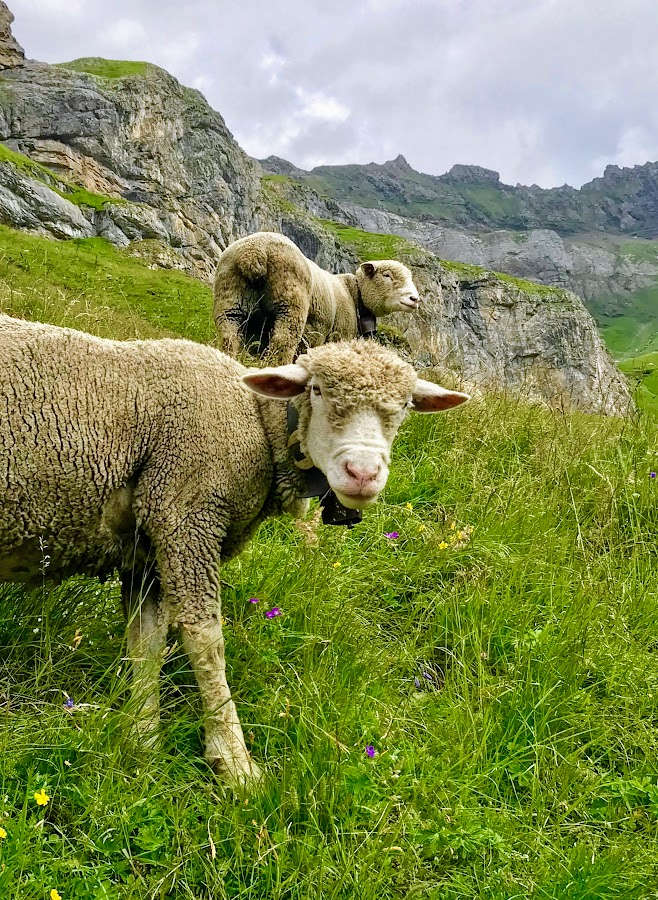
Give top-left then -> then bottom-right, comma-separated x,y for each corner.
0,57 -> 266,277
0,1 -> 23,70
328,202 -> 658,303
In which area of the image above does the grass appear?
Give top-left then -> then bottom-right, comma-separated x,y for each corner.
593,285 -> 658,360
318,220 -> 416,261
2,223 -> 658,896
55,58 -> 150,80
0,225 -> 214,342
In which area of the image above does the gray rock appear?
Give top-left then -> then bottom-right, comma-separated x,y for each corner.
0,1 -> 23,70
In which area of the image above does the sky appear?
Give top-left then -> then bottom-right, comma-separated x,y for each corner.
8,0 -> 658,189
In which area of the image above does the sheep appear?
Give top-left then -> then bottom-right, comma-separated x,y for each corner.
0,315 -> 469,786
213,231 -> 420,364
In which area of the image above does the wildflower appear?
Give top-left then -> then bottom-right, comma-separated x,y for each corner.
34,789 -> 49,806
457,531 -> 464,540
414,676 -> 421,689
63,697 -> 75,710
405,502 -> 413,511
332,561 -> 341,568
365,744 -> 376,758
50,891 -> 62,900
438,541 -> 448,550
0,826 -> 6,839
265,607 -> 282,619
651,472 -> 656,479
418,524 -> 426,532
384,532 -> 399,540
247,597 -> 260,604
449,522 -> 456,530
422,671 -> 433,681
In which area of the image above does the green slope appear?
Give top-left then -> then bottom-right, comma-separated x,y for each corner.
0,225 -> 214,342
1,226 -> 658,896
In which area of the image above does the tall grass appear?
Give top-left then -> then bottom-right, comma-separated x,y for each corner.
1,395 -> 658,898
0,224 -> 657,897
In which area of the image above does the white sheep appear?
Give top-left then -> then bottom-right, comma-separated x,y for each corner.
213,231 -> 420,364
0,315 -> 468,785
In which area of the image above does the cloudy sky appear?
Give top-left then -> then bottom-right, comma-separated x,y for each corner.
9,0 -> 658,188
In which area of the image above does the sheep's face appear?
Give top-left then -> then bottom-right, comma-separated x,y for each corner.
242,341 -> 469,510
357,261 -> 420,317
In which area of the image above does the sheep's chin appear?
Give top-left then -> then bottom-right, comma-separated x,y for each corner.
331,490 -> 380,510
398,297 -> 419,309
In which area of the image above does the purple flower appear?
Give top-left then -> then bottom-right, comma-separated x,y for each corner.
651,472 -> 656,479
414,676 -> 421,689
384,532 -> 399,540
265,607 -> 282,619
422,671 -> 433,681
247,597 -> 260,604
365,744 -> 376,758
63,697 -> 75,709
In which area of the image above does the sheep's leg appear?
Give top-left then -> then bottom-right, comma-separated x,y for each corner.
215,312 -> 241,358
180,618 -> 262,787
121,572 -> 168,742
266,309 -> 307,365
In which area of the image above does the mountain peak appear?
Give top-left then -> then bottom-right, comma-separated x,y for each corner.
444,164 -> 500,184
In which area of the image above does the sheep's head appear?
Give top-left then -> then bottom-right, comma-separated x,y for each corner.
356,260 -> 420,316
242,341 -> 469,510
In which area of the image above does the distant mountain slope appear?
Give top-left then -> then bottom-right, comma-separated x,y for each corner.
260,154 -> 658,238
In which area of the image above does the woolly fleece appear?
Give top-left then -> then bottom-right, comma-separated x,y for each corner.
0,316 -> 423,784
213,231 -> 419,364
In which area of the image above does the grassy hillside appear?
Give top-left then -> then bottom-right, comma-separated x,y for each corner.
0,225 -> 214,342
1,226 -> 658,897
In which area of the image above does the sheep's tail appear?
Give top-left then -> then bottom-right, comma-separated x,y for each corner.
234,241 -> 269,282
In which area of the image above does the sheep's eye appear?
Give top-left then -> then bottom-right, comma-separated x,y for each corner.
312,385 -> 322,397
382,271 -> 392,280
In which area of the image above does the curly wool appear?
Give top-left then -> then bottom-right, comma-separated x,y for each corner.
0,316 -> 427,784
291,339 -> 418,447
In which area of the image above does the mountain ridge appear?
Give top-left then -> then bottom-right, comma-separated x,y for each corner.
259,155 -> 658,239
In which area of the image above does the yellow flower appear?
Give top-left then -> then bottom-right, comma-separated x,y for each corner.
405,502 -> 413,511
457,531 -> 464,540
34,789 -> 50,806
332,561 -> 341,568
418,524 -> 426,532
50,890 -> 62,900
0,826 -> 6,839
439,541 -> 448,550
449,522 -> 456,530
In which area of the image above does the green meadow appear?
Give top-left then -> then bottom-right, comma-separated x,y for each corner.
1,226 -> 658,898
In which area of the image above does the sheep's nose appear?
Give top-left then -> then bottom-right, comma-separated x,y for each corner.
410,295 -> 420,304
344,461 -> 380,485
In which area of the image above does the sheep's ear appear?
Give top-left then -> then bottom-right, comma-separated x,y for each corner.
241,364 -> 309,399
411,379 -> 470,413
360,262 -> 376,278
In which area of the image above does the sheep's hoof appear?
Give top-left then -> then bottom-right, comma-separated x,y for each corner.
208,754 -> 264,792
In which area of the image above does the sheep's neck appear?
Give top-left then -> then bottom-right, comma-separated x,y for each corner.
256,396 -> 309,513
339,274 -> 377,338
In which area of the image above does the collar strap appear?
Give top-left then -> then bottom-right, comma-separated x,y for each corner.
357,300 -> 377,339
286,401 -> 363,528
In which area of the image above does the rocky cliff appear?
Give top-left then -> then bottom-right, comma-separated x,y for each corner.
0,4 -> 631,415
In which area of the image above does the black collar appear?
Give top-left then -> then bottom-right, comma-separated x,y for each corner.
357,300 -> 377,339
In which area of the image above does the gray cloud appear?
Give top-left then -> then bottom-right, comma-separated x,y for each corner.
9,0 -> 658,187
